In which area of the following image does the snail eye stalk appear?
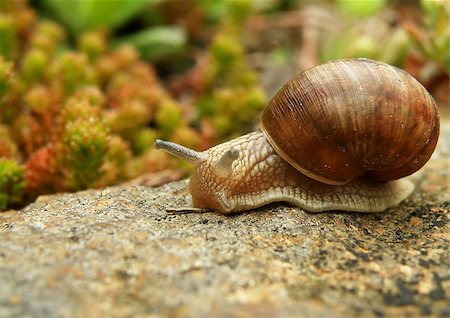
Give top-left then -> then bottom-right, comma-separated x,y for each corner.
154,140 -> 206,164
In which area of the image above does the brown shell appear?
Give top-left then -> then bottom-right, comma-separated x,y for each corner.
260,58 -> 440,185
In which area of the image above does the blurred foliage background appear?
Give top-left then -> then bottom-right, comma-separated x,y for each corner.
0,0 -> 448,211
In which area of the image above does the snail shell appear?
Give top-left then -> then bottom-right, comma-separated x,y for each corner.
261,58 -> 440,185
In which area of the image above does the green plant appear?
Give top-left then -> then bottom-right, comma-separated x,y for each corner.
195,0 -> 267,140
64,118 -> 108,189
335,0 -> 386,18
41,0 -> 150,36
406,0 -> 449,72
319,5 -> 410,67
0,1 -> 202,210
39,0 -> 187,62
0,0 -> 274,211
0,158 -> 25,210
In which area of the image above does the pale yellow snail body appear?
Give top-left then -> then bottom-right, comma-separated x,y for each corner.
155,59 -> 440,213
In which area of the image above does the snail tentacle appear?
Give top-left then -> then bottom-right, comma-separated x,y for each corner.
155,139 -> 206,163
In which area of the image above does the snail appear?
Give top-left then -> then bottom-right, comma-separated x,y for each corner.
155,58 -> 440,213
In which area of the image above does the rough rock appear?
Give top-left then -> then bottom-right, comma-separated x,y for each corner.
1,123 -> 449,318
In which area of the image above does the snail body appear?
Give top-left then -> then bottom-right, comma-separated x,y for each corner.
155,58 -> 440,213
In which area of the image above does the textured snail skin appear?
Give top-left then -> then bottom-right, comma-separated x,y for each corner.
182,131 -> 414,213
262,58 -> 440,185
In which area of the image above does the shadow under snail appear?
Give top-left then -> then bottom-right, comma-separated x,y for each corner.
155,58 -> 440,213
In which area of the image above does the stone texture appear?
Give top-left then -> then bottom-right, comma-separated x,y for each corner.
0,121 -> 449,318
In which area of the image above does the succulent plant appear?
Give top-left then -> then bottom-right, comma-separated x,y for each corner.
0,125 -> 19,160
195,0 -> 267,141
319,6 -> 410,67
0,1 -> 203,211
0,57 -> 21,123
0,158 -> 25,210
0,14 -> 17,60
25,144 -> 59,195
0,0 -> 275,211
99,135 -> 132,186
414,0 -> 449,71
21,49 -> 49,85
30,20 -> 64,58
63,118 -> 108,189
50,52 -> 96,97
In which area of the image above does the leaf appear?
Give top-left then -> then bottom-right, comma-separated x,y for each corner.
114,26 -> 186,61
336,0 -> 386,17
42,0 -> 151,35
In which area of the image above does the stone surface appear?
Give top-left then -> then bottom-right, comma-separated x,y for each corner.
0,121 -> 449,318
